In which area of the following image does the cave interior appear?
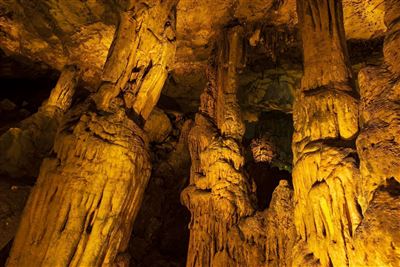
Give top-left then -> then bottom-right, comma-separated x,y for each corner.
0,0 -> 399,266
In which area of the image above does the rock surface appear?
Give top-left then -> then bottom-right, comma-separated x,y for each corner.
0,0 -> 386,89
130,118 -> 192,266
7,1 -> 178,266
181,25 -> 256,266
0,65 -> 79,178
144,108 -> 173,143
292,0 -> 362,266
353,1 -> 400,264
1,0 -> 399,267
0,179 -> 30,251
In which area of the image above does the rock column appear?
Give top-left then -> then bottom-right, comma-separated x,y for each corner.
7,1 -> 177,266
353,0 -> 400,265
292,0 -> 362,266
181,25 -> 256,267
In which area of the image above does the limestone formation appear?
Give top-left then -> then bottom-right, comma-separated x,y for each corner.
144,108 -> 173,143
292,0 -> 362,266
1,0 -> 400,266
224,179 -> 295,267
181,25 -> 257,266
7,1 -> 177,266
0,65 -> 79,178
353,0 -> 400,264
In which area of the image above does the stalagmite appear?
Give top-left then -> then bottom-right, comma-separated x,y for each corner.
292,0 -> 362,266
181,25 -> 257,266
7,1 -> 177,266
0,65 -> 79,178
353,0 -> 400,265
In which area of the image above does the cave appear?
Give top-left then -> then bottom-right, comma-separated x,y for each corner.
0,0 -> 399,266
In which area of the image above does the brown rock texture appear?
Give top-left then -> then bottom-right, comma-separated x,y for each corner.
6,1 -> 177,266
144,108 -> 173,143
292,0 -> 362,266
0,180 -> 30,251
0,65 -> 79,178
353,0 -> 400,265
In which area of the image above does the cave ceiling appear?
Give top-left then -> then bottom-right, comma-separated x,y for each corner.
0,0 -> 386,112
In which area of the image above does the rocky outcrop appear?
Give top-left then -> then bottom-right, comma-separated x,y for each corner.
0,65 -> 79,178
292,0 -> 362,266
7,1 -> 178,266
353,0 -> 400,265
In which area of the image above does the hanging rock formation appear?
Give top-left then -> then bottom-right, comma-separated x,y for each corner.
181,24 -> 296,267
181,25 -> 257,266
353,0 -> 400,265
292,0 -> 362,266
0,65 -> 79,178
1,0 -> 400,266
7,1 -> 177,266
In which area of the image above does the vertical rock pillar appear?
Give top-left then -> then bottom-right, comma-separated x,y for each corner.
181,25 -> 256,267
353,0 -> 400,265
292,0 -> 361,266
0,65 -> 79,178
7,1 -> 177,266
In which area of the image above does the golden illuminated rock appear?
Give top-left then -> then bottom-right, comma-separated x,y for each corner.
353,0 -> 400,265
182,24 -> 296,267
0,0 -> 385,89
0,65 -> 79,178
181,25 -> 257,266
292,0 -> 362,266
0,0 -> 399,266
6,1 -> 177,266
144,108 -> 173,143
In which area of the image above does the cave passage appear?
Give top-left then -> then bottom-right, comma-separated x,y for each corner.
0,0 -> 399,266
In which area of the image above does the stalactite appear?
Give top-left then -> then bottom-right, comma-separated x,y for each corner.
181,25 -> 257,267
353,0 -> 400,265
292,0 -> 362,266
6,1 -> 177,266
0,65 -> 79,178
182,24 -> 296,267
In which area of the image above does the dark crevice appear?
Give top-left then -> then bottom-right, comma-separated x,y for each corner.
247,162 -> 292,210
86,211 -> 95,235
59,204 -> 71,233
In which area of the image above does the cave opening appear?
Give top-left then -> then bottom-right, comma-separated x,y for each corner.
0,52 -> 59,134
244,111 -> 293,210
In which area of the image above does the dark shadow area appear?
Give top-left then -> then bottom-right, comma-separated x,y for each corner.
248,162 -> 292,210
244,110 -> 294,210
0,51 -> 59,133
0,240 -> 12,267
